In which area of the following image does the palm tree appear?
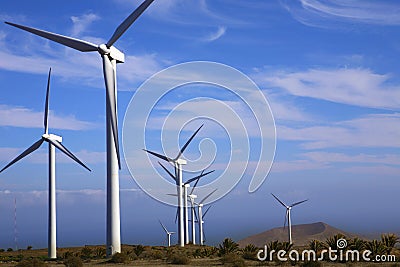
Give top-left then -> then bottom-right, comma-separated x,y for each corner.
381,234 -> 399,254
241,244 -> 258,260
349,237 -> 365,251
365,240 -> 386,258
325,234 -> 346,250
279,241 -> 293,252
266,240 -> 280,261
218,238 -> 239,256
309,239 -> 325,253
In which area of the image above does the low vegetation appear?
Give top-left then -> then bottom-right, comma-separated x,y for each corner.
0,234 -> 397,266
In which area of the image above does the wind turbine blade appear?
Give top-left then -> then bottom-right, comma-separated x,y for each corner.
5,22 -> 98,52
283,210 -> 288,230
176,124 -> 203,159
185,170 -> 215,185
143,149 -> 173,163
0,139 -> 44,173
189,171 -> 203,195
203,205 -> 212,219
44,68 -> 51,134
271,193 -> 287,208
47,139 -> 91,172
174,208 -> 178,224
193,206 -> 199,222
291,199 -> 308,207
158,162 -> 177,183
102,56 -> 121,169
200,188 -> 217,204
107,0 -> 155,47
159,220 -> 168,234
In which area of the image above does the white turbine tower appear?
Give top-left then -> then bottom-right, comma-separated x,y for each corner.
159,163 -> 213,245
0,68 -> 91,259
159,220 -> 175,247
196,189 -> 217,246
271,193 -> 308,245
187,173 -> 203,245
5,0 -> 156,256
144,124 -> 203,247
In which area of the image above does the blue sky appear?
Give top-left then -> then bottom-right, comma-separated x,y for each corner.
0,0 -> 399,249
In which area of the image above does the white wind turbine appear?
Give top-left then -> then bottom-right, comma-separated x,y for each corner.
159,163 -> 213,245
159,220 -> 175,247
271,193 -> 308,245
196,189 -> 217,246
0,68 -> 91,259
144,124 -> 204,247
187,173 -> 205,245
5,0 -> 156,256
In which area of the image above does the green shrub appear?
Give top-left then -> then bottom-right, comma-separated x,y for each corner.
124,249 -> 138,260
219,238 -> 239,256
109,252 -> 130,263
94,247 -> 106,258
63,256 -> 83,267
16,258 -> 45,267
241,244 -> 258,260
167,253 -> 190,265
144,249 -> 164,260
26,246 -> 32,250
7,248 -> 13,252
62,251 -> 74,260
221,253 -> 245,267
80,246 -> 92,259
0,249 -> 4,252
133,244 -> 145,257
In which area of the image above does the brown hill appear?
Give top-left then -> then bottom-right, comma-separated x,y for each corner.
238,222 -> 359,247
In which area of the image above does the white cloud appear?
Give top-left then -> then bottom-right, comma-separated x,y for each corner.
258,68 -> 400,110
302,151 -> 400,166
278,113 -> 400,149
271,159 -> 327,172
0,104 -> 97,130
70,13 -> 100,37
203,26 -> 227,42
281,0 -> 400,27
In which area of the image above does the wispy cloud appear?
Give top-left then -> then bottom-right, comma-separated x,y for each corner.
281,0 -> 400,28
70,13 -> 100,37
203,26 -> 227,42
302,151 -> 400,166
278,113 -> 400,149
257,68 -> 400,110
0,104 -> 97,130
0,10 -> 164,90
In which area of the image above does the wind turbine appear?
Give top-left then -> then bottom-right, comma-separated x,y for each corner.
182,170 -> 214,244
159,162 -> 213,245
271,193 -> 308,245
0,68 -> 91,259
144,124 -> 204,247
5,0 -> 156,256
187,174 -> 202,245
196,189 -> 217,245
159,220 -> 175,247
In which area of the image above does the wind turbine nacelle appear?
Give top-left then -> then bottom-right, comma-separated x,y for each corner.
43,134 -> 62,142
99,44 -> 125,63
189,194 -> 197,199
176,158 -> 187,165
